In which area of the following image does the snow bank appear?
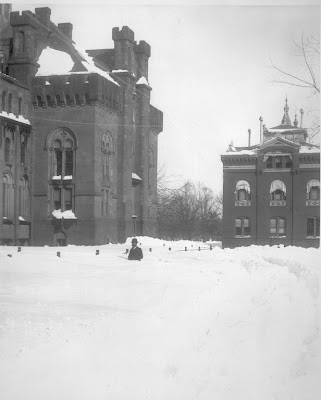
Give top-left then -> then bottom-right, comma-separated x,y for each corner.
0,241 -> 319,400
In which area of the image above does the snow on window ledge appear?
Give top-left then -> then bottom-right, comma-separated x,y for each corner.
52,175 -> 62,180
52,209 -> 77,219
234,235 -> 251,238
306,236 -> 320,239
63,175 -> 73,180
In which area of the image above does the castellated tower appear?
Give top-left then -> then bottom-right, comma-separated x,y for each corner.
0,6 -> 163,246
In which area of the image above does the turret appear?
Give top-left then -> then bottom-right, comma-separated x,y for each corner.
134,40 -> 151,80
112,26 -> 136,74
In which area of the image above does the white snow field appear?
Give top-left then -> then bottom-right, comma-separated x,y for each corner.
0,238 -> 320,400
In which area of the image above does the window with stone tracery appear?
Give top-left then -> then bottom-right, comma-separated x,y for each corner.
101,132 -> 114,182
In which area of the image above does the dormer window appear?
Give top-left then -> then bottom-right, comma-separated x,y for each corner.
275,156 -> 282,168
264,154 -> 292,169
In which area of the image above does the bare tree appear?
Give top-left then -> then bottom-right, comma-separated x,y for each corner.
157,176 -> 222,241
270,32 -> 320,142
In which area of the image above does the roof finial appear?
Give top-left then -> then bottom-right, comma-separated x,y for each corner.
281,96 -> 292,125
294,112 -> 298,127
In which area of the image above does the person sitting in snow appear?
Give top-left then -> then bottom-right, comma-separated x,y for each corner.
128,238 -> 143,261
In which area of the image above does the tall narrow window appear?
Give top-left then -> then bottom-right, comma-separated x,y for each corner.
266,156 -> 272,168
64,188 -> 72,210
307,180 -> 320,201
2,174 -> 13,221
235,180 -> 251,206
101,132 -> 114,182
65,139 -> 73,176
20,141 -> 26,165
18,97 -> 22,114
1,91 -> 6,111
19,176 -> 28,217
8,93 -> 13,113
307,217 -> 320,238
270,180 -> 286,203
54,140 -> 62,176
275,157 -> 282,168
4,138 -> 11,164
53,188 -> 61,210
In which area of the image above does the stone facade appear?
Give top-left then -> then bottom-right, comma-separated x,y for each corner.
221,100 -> 320,249
0,5 -> 163,245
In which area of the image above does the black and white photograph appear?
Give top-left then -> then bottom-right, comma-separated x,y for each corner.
0,0 -> 320,398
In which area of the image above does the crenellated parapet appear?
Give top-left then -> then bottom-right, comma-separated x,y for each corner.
32,73 -> 121,113
134,41 -> 151,80
150,105 -> 163,134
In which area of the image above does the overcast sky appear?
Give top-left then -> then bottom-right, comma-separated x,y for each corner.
13,1 -> 320,192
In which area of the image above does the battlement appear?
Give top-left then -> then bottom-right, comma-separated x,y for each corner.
150,105 -> 163,134
112,26 -> 135,42
10,10 -> 38,28
35,7 -> 51,25
32,73 -> 121,113
135,41 -> 151,58
58,23 -> 73,39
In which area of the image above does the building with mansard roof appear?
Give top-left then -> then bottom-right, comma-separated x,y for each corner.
0,5 -> 163,245
221,98 -> 320,248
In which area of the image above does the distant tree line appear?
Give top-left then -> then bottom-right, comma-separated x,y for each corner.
157,168 -> 222,241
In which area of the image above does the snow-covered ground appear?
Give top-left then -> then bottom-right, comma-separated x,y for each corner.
0,238 -> 320,400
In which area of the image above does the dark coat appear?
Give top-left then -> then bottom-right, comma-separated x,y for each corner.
128,246 -> 143,260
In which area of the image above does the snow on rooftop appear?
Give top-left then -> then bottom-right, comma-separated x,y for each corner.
36,46 -> 119,87
112,69 -> 129,73
0,111 -> 30,125
132,173 -> 142,181
268,128 -> 302,133
73,43 -> 119,86
223,149 -> 257,155
136,76 -> 150,86
299,145 -> 320,153
36,47 -> 74,76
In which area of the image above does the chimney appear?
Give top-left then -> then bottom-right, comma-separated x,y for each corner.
259,116 -> 263,144
299,109 -> 304,128
248,129 -> 251,147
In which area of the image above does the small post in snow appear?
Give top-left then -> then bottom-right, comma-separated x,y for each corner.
198,247 -> 201,251
18,247 -> 21,252
57,251 -> 61,258
96,249 -> 100,255
185,247 -> 187,251
169,247 -> 171,251
125,249 -> 129,254
149,248 -> 152,252
210,245 -> 212,250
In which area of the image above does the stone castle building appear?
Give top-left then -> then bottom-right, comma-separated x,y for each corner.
221,99 -> 320,248
0,5 -> 163,245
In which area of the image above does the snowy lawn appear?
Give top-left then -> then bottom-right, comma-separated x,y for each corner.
0,238 -> 320,400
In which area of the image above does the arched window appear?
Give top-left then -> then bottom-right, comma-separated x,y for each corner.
4,137 -> 11,164
270,217 -> 286,237
235,180 -> 251,201
53,139 -> 62,176
8,93 -> 12,113
235,217 -> 251,237
101,132 -> 114,181
46,95 -> 52,107
307,180 -> 320,201
2,91 -> 6,112
270,180 -> 286,201
148,148 -> 154,189
47,128 -> 77,214
19,176 -> 29,219
2,173 -> 13,221
75,93 -> 81,106
65,139 -> 73,176
20,141 -> 26,165
15,31 -> 25,52
18,97 -> 22,114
